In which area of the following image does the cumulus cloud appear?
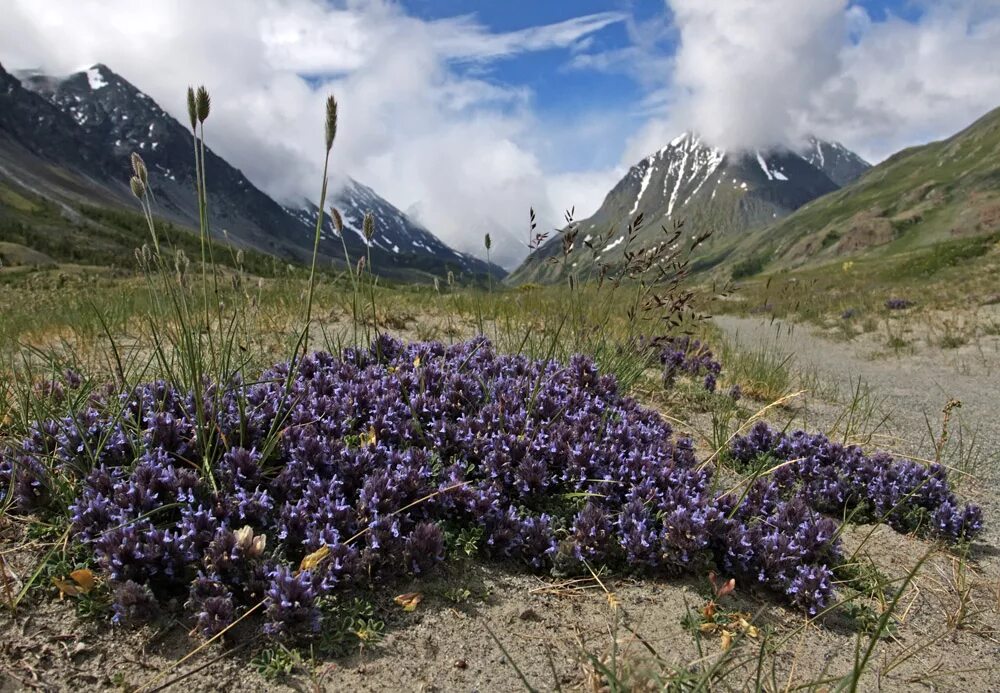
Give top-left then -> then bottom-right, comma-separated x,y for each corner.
0,0 -> 624,268
808,0 -> 1000,161
625,0 -> 1000,164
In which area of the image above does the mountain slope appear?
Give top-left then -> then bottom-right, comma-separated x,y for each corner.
730,105 -> 1000,273
508,133 -> 867,284
286,178 -> 498,278
2,62 -> 503,282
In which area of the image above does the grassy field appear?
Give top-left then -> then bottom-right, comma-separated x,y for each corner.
711,229 -> 1000,351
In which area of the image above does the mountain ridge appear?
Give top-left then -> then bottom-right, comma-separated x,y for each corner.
723,105 -> 1000,274
1,62 -> 504,282
507,132 -> 869,284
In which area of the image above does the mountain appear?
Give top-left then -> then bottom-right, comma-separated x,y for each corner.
286,178 -> 497,278
801,137 -> 871,187
1,62 -> 503,282
729,106 -> 1000,273
508,133 -> 869,284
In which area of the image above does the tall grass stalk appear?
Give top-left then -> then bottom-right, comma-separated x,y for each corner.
303,95 -> 338,353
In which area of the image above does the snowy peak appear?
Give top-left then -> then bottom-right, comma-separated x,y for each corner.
508,132 -> 869,284
20,63 -> 174,157
284,179 -> 502,279
616,132 -> 870,226
800,136 -> 870,186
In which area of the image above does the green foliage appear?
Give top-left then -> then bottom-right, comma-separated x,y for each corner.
314,596 -> 384,656
251,644 -> 303,681
731,254 -> 768,280
443,587 -> 472,604
446,525 -> 485,558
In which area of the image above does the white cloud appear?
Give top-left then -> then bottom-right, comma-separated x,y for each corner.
807,0 -> 1000,162
624,0 -> 1000,164
624,0 -> 848,161
0,0 -> 625,269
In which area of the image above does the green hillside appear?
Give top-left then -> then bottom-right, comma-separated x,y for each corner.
730,105 -> 1000,273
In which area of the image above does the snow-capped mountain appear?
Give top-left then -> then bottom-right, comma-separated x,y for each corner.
508,132 -> 870,284
285,178 -> 498,278
3,62 -> 503,281
801,137 -> 871,187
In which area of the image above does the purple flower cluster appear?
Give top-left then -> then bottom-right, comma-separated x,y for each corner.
730,422 -> 983,543
647,335 -> 723,392
1,338 -> 983,638
885,298 -> 914,310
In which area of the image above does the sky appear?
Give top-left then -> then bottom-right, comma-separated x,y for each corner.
2,0 -> 1000,268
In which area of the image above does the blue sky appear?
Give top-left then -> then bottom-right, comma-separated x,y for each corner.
394,0 -> 929,173
401,0 -> 669,172
3,0 -> 999,267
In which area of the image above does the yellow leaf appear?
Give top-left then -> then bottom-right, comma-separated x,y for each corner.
720,630 -> 733,650
394,592 -> 423,612
413,356 -> 421,368
69,568 -> 95,593
299,545 -> 330,572
364,426 -> 377,446
699,622 -> 717,634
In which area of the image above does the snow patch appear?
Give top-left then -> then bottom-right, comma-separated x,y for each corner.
629,157 -> 656,216
86,67 -> 107,90
604,235 -> 625,251
756,152 -> 777,181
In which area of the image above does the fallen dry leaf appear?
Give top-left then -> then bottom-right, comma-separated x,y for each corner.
69,568 -> 95,592
394,592 -> 423,611
53,569 -> 96,599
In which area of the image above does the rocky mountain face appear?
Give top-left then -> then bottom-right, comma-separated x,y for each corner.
1,62 -> 503,282
507,133 -> 869,284
286,178 -> 496,278
801,137 -> 871,187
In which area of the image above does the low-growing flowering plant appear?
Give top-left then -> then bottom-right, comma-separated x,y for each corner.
885,298 -> 914,310
729,422 -> 983,543
642,335 -> 723,392
0,337 -> 982,640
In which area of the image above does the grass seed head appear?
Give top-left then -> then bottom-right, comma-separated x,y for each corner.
363,211 -> 375,241
186,86 -> 197,130
129,175 -> 146,199
330,206 -> 344,235
196,85 -> 211,124
325,95 -> 338,152
130,152 -> 148,185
